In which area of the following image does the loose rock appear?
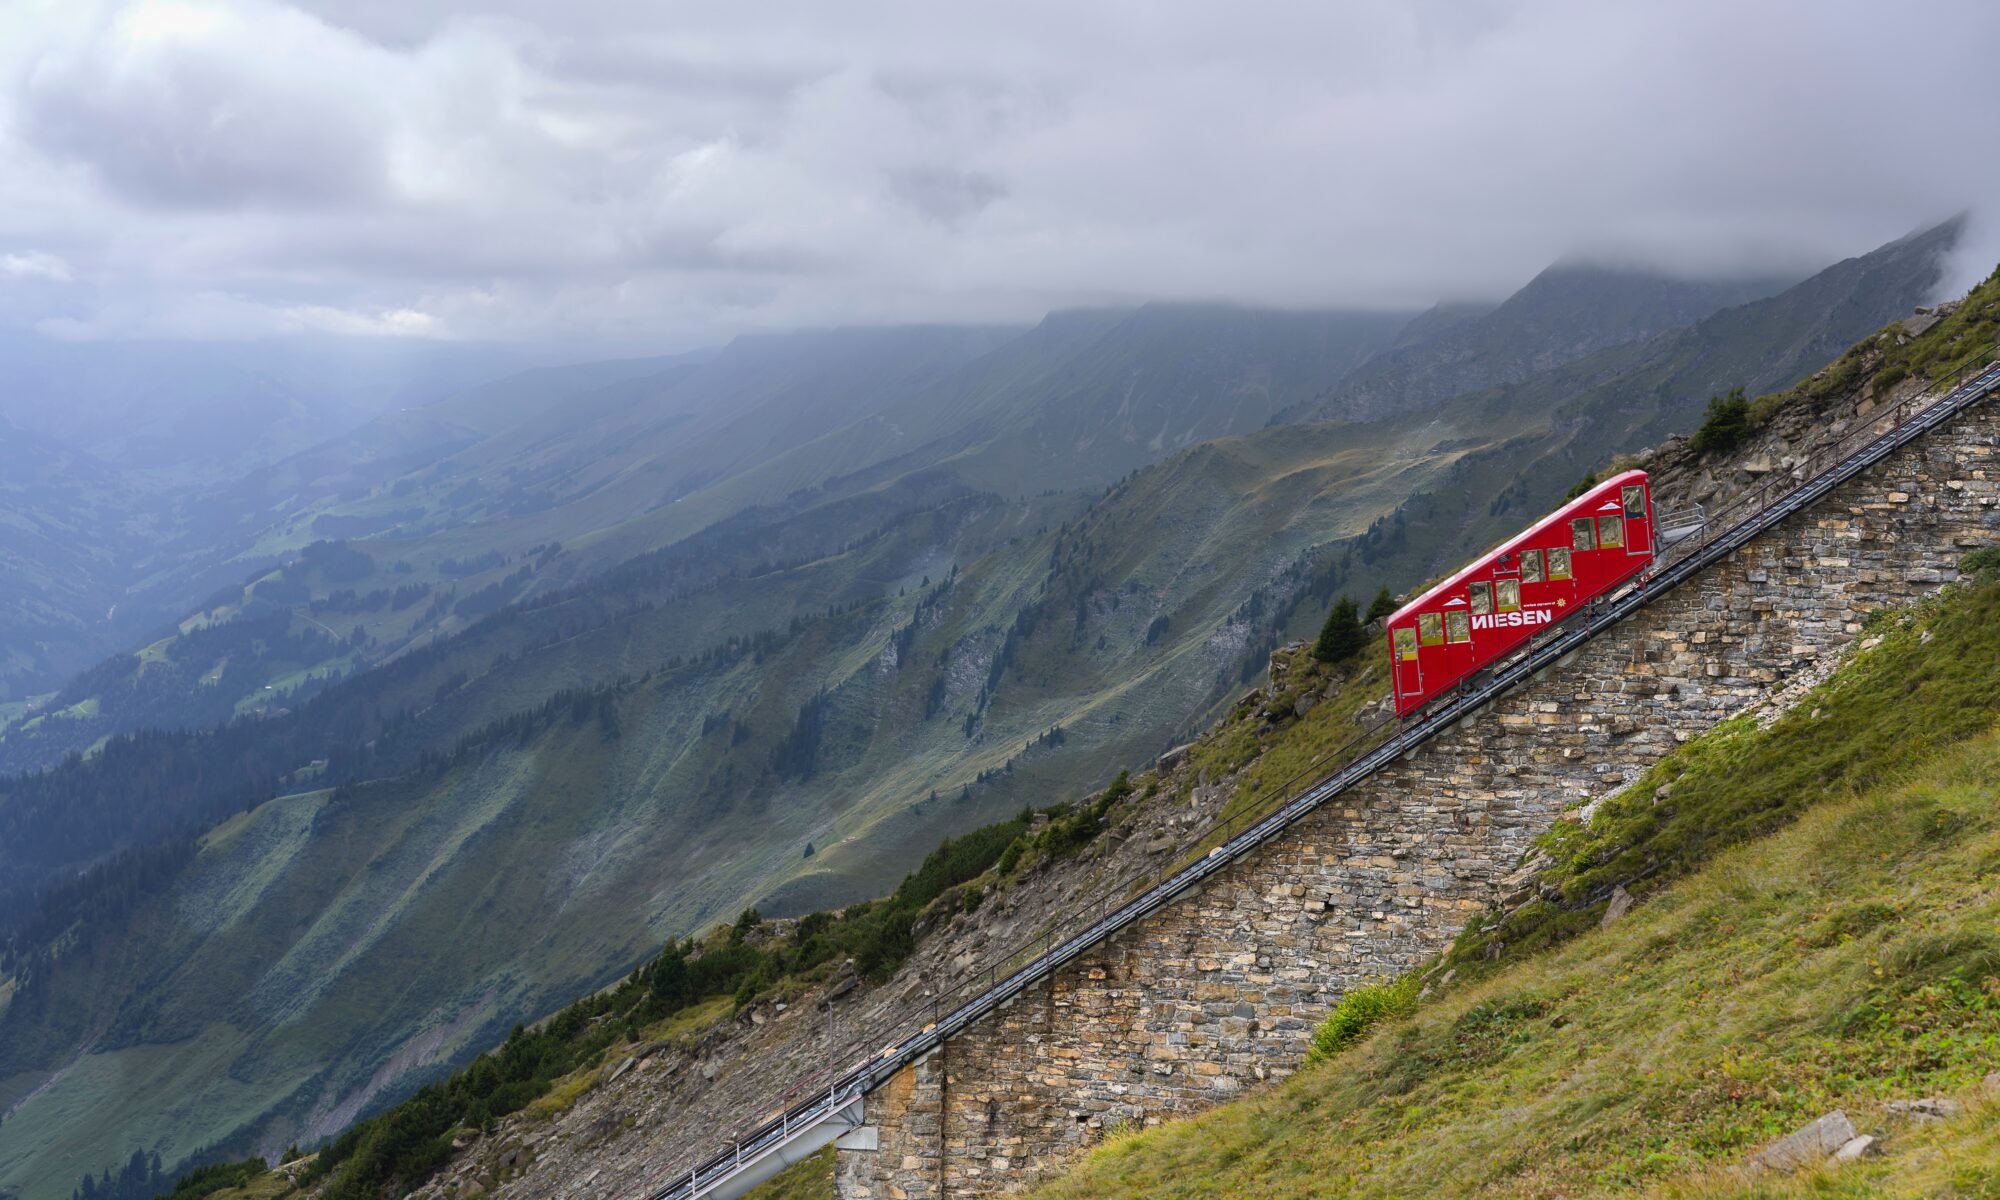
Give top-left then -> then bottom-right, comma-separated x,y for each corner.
1749,1110 -> 1858,1172
1599,885 -> 1635,928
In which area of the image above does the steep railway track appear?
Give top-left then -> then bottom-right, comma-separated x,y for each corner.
640,359 -> 2000,1200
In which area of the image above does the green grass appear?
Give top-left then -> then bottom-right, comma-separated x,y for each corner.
1448,569 -> 2000,976
1031,574 -> 2000,1199
740,1146 -> 834,1200
1180,648 -> 1393,862
523,1066 -> 597,1119
637,994 -> 733,1043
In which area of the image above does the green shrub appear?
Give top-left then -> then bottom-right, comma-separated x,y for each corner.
1365,587 -> 1397,624
1312,596 -> 1365,664
1960,545 -> 2000,581
1689,387 -> 1751,454
164,1158 -> 269,1200
1306,975 -> 1420,1065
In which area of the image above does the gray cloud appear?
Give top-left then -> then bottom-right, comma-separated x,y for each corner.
889,167 -> 1008,226
0,0 -> 1994,351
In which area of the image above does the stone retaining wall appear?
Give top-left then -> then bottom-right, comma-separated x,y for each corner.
834,408 -> 2000,1198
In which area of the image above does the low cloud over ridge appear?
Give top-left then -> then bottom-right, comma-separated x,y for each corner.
0,0 -> 1994,350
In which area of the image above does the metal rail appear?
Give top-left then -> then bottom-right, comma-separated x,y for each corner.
640,358 -> 2000,1200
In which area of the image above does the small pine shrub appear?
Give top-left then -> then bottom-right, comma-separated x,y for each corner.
1689,387 -> 1752,455
1365,587 -> 1397,625
1306,974 -> 1420,1064
1313,596 -> 1365,664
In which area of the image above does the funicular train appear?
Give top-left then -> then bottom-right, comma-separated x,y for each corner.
1384,469 -> 1656,716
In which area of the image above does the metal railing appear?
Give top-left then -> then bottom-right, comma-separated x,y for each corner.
638,357 -> 2000,1200
1655,503 -> 1707,545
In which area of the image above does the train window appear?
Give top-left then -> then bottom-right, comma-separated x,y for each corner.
1520,549 -> 1543,583
1496,578 -> 1521,611
1418,612 -> 1443,646
1394,626 -> 1417,661
1623,484 -> 1645,517
1445,611 -> 1471,643
1547,547 -> 1572,580
1598,514 -> 1624,548
1571,517 -> 1595,551
1469,582 -> 1492,615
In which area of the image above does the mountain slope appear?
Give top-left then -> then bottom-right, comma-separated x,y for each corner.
0,234 -> 1966,1200
0,418 -> 170,704
1295,216 -> 1964,611
1034,570 -> 2000,1200
210,291 -> 2000,1200
1285,262 -> 1798,422
0,421 -> 1475,1198
0,309 -> 1408,772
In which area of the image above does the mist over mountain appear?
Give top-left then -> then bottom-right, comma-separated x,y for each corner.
0,336 -> 547,482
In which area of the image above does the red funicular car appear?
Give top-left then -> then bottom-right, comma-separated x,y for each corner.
1384,469 -> 1655,716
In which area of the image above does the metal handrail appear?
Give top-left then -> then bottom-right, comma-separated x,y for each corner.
638,358 -> 2000,1200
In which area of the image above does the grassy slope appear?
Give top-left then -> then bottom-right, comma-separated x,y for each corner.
1032,574 -> 2000,1200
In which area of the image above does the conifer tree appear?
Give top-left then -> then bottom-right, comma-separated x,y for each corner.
1366,586 -> 1396,624
1313,595 -> 1365,663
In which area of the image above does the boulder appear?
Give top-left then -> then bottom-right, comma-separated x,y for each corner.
1599,885 -> 1635,928
600,1055 -> 634,1084
1748,1110 -> 1858,1172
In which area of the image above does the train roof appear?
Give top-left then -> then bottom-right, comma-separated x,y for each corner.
1388,468 -> 1649,624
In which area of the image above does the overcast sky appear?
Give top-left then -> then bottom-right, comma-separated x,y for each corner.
0,0 -> 1994,352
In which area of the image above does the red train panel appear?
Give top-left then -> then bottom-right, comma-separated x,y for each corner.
1384,469 -> 1655,716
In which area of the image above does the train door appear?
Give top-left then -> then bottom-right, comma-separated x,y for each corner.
1392,624 -> 1422,702
1619,483 -> 1650,555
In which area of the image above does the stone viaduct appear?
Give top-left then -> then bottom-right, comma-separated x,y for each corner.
831,403 -> 2000,1198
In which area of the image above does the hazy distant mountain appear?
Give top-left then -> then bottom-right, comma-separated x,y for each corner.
0,309 -> 1409,767
0,418 -> 167,703
1285,263 -> 1800,423
0,334 -> 547,484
